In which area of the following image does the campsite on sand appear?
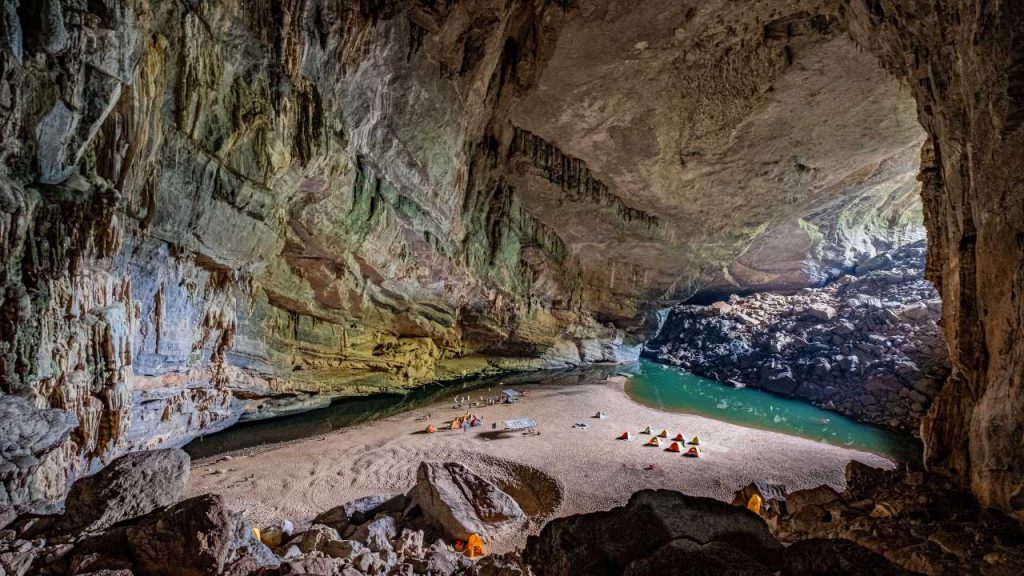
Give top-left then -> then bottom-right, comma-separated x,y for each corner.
188,373 -> 893,552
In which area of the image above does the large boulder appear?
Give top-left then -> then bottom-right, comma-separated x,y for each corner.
782,538 -> 912,576
0,396 -> 77,506
124,494 -> 278,576
414,462 -> 526,542
523,490 -> 781,576
59,449 -> 190,534
622,539 -> 773,576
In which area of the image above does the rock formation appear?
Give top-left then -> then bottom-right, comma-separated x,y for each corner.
646,241 -> 949,431
840,0 -> 1024,516
10,452 -> 970,576
0,396 -> 77,507
0,0 -> 1021,519
413,461 -> 526,542
769,461 -> 1024,575
522,489 -> 913,576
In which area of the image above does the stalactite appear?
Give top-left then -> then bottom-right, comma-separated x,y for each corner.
510,126 -> 662,233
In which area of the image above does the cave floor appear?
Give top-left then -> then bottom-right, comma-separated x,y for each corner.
187,375 -> 892,551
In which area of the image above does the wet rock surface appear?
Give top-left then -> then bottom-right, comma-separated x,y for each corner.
645,241 -> 949,431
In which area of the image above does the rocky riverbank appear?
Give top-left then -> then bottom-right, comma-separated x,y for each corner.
644,241 -> 949,432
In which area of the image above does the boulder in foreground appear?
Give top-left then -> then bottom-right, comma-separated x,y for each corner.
523,489 -> 912,576
59,449 -> 191,534
414,461 -> 526,542
126,493 -> 278,576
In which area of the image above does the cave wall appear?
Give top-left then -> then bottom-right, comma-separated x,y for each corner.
844,0 -> 1024,515
1,0 -> 642,498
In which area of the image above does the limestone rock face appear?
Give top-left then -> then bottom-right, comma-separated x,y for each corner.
842,0 -> 1024,515
0,396 -> 77,506
413,461 -> 526,542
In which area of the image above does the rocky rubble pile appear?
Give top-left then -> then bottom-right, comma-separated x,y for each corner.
0,451 -> 532,576
522,489 -> 913,576
5,448 -> 1020,576
766,461 -> 1024,576
645,241 -> 950,430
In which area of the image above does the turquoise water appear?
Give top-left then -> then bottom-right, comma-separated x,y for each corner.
624,359 -> 919,461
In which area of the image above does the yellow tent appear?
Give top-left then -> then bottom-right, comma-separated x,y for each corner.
465,533 -> 485,558
645,436 -> 662,447
746,493 -> 763,516
690,436 -> 701,445
657,430 -> 669,438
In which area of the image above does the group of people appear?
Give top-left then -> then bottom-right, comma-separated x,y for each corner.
451,389 -> 520,409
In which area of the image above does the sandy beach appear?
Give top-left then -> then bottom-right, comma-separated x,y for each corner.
188,374 -> 893,550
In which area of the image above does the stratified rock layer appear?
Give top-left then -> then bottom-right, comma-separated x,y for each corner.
646,241 -> 949,431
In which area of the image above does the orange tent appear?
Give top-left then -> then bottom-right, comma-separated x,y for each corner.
657,430 -> 669,438
673,433 -> 685,442
465,533 -> 485,558
426,424 -> 437,433
684,446 -> 702,458
617,431 -> 633,441
666,441 -> 682,453
645,436 -> 662,447
746,493 -> 763,516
